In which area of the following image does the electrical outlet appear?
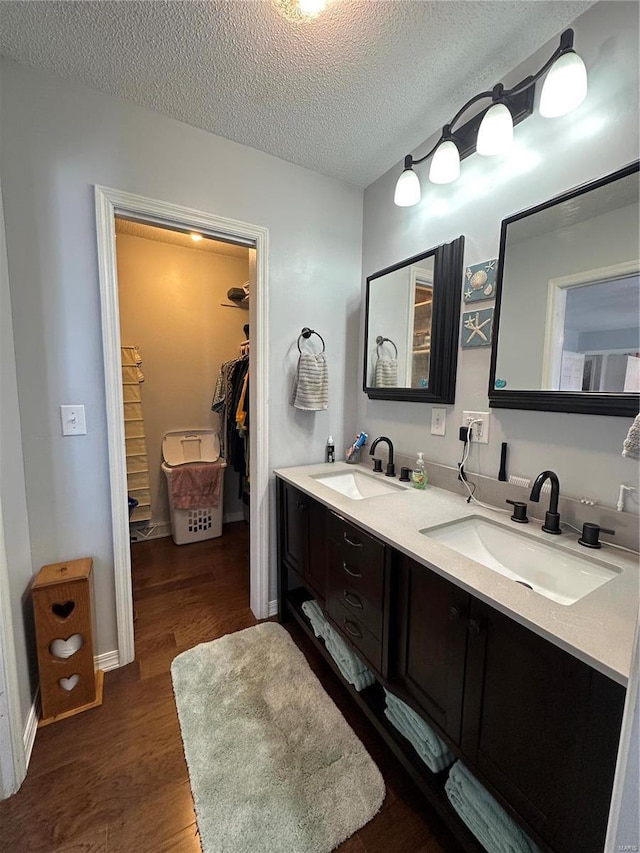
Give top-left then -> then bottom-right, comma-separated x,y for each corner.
431,408 -> 446,436
462,411 -> 490,444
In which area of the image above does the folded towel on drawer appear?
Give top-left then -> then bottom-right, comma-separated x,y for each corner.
323,621 -> 374,692
300,598 -> 374,691
445,761 -> 541,853
301,599 -> 326,639
383,689 -> 454,773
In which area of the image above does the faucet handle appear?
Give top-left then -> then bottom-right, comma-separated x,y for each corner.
578,523 -> 615,549
506,499 -> 529,524
372,458 -> 383,473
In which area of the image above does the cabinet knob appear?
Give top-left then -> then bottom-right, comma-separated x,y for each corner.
343,533 -> 363,549
343,619 -> 362,639
450,605 -> 462,621
295,500 -> 307,511
343,590 -> 363,609
342,561 -> 362,579
468,618 -> 483,637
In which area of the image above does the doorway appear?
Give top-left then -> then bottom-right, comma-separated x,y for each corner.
95,186 -> 270,667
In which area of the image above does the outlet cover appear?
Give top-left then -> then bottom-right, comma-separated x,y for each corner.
431,408 -> 446,436
462,411 -> 490,444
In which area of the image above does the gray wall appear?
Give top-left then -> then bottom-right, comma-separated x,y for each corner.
0,166 -> 35,727
0,59 -> 363,665
360,1 -> 640,509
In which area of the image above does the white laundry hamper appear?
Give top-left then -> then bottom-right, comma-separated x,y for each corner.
161,430 -> 226,545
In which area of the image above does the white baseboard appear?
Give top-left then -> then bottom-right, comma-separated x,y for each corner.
95,650 -> 120,672
268,599 -> 278,617
23,689 -> 39,769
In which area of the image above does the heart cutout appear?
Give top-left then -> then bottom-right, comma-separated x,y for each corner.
49,634 -> 83,660
51,601 -> 75,620
58,674 -> 80,692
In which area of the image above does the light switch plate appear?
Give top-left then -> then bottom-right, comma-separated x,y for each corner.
431,408 -> 446,436
60,405 -> 87,436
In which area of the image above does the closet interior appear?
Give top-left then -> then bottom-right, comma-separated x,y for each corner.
114,216 -> 253,625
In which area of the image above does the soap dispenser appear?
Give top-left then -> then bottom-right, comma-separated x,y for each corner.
412,452 -> 427,489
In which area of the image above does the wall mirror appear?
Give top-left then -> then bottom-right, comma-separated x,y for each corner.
364,235 -> 464,402
490,161 -> 640,416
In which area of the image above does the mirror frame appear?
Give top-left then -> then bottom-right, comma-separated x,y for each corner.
489,161 -> 640,417
363,235 -> 465,403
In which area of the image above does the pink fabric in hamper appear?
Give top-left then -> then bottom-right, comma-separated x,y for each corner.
168,461 -> 225,510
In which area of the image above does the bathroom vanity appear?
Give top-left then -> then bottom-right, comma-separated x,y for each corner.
276,463 -> 637,853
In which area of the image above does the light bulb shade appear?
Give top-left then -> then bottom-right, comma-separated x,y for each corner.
429,140 -> 460,184
476,103 -> 513,156
394,168 -> 421,207
539,51 -> 588,118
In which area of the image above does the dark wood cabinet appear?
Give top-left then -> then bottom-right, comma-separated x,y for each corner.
278,480 -> 327,602
461,598 -> 625,852
388,552 -> 469,745
276,478 -> 626,853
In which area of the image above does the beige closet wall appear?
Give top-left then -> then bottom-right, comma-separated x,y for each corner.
116,231 -> 249,528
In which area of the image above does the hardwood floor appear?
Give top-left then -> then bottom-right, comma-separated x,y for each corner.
0,523 -> 459,853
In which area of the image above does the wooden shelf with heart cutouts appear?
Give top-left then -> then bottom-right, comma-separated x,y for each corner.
31,557 -> 104,727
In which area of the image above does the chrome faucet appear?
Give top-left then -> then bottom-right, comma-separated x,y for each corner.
369,436 -> 396,477
530,470 -> 562,534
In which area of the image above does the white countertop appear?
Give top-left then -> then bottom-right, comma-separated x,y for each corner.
275,461 -> 639,686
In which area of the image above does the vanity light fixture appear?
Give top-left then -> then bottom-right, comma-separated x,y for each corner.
394,28 -> 588,206
190,232 -> 203,242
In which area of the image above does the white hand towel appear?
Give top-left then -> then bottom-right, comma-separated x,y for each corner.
290,353 -> 329,411
375,357 -> 398,387
622,413 -> 640,459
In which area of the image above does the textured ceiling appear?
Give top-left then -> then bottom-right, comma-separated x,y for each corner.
115,217 -> 250,258
0,0 -> 596,187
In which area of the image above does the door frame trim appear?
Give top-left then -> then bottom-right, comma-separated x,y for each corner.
94,186 -> 270,665
0,508 -> 27,798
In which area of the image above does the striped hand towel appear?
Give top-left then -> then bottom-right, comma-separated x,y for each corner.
375,357 -> 398,387
290,353 -> 329,411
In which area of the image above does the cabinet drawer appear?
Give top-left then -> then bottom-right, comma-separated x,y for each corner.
328,513 -> 385,602
327,563 -> 383,639
327,539 -> 384,608
327,596 -> 382,673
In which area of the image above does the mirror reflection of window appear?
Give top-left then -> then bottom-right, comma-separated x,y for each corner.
558,275 -> 639,392
495,167 -> 640,394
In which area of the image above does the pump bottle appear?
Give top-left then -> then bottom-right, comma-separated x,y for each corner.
412,452 -> 426,489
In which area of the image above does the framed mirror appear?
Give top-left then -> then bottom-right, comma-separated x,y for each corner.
490,161 -> 640,416
363,235 -> 465,402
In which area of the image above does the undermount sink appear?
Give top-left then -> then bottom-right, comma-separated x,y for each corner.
311,469 -> 406,500
420,516 -> 621,606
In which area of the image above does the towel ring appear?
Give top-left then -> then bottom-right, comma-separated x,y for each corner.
297,327 -> 326,353
376,336 -> 398,358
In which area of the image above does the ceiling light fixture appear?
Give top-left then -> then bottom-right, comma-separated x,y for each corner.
298,0 -> 327,17
394,29 -> 588,207
190,233 -> 203,242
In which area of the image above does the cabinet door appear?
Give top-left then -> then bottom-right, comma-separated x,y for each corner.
279,482 -> 310,578
389,552 -> 469,744
306,498 -> 327,600
462,598 -> 625,852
